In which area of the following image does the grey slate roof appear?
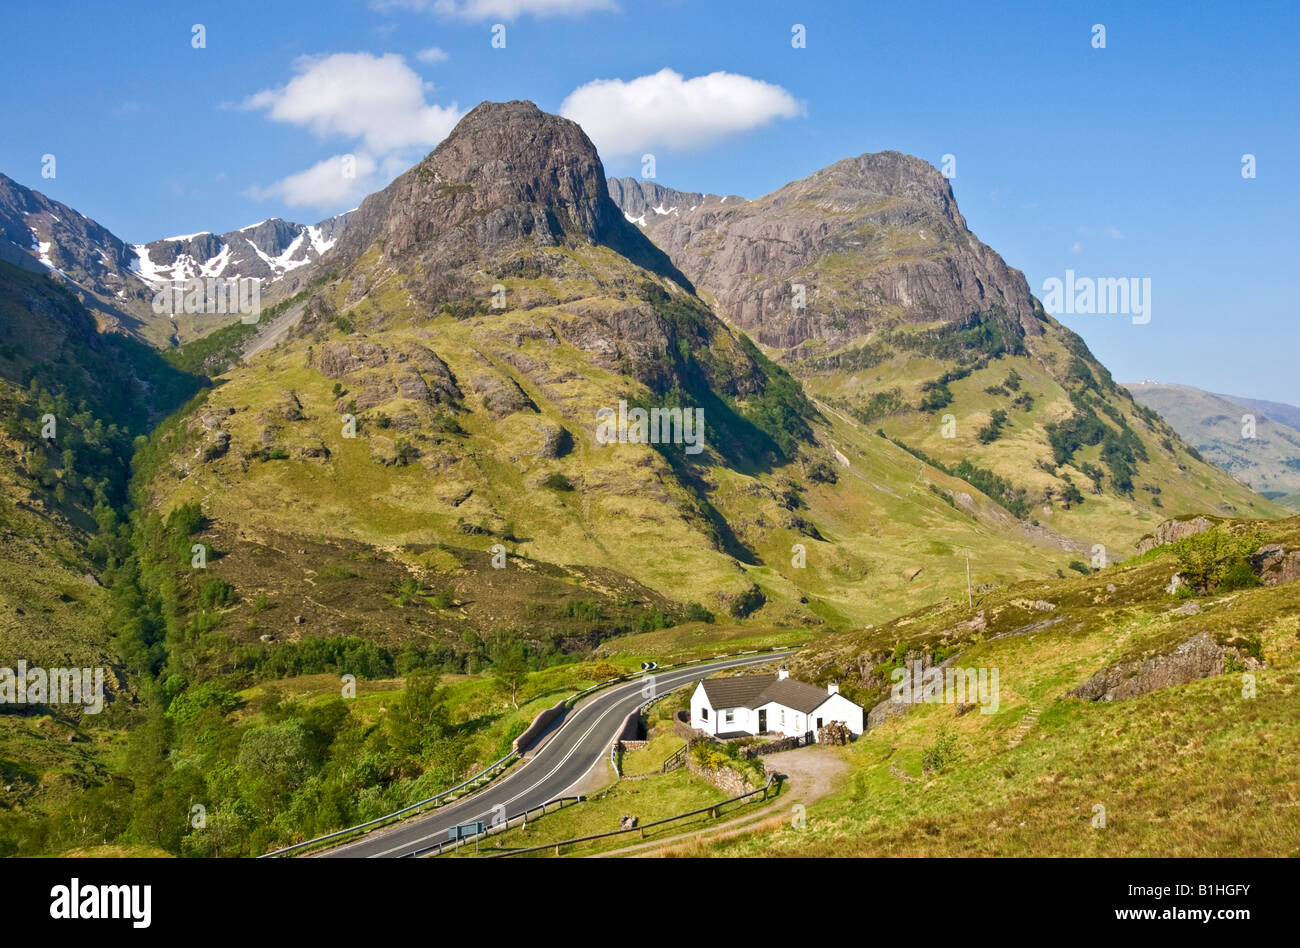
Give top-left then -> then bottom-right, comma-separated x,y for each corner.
755,678 -> 835,714
698,674 -> 777,710
698,674 -> 838,714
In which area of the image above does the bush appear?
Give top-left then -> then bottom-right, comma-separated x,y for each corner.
394,437 -> 420,465
1172,529 -> 1261,594
977,408 -> 1009,444
728,585 -> 766,619
684,602 -> 715,624
921,726 -> 959,773
197,578 -> 236,609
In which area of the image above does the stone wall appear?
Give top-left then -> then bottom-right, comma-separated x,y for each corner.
673,710 -> 707,741
686,758 -> 758,797
737,734 -> 803,758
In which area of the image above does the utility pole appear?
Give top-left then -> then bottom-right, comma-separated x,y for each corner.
966,553 -> 973,608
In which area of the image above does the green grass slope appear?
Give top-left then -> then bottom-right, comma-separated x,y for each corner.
684,516 -> 1300,857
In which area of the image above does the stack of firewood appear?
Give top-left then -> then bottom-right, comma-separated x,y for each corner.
817,721 -> 852,745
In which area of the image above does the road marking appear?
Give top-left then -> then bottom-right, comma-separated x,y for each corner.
357,654 -> 774,857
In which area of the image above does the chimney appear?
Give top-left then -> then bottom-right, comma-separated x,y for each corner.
778,665 -> 789,680
827,681 -> 839,695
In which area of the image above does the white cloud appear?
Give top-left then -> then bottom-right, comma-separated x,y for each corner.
373,0 -> 617,19
560,68 -> 803,155
245,153 -> 376,208
245,152 -> 413,209
416,46 -> 449,63
242,52 -> 461,153
1106,225 -> 1125,240
1070,241 -> 1085,254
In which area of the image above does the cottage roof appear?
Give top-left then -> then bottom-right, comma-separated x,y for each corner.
755,678 -> 835,714
698,673 -> 840,714
698,674 -> 777,710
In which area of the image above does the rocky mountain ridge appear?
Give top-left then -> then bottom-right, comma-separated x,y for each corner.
0,171 -> 350,346
132,212 -> 352,288
606,151 -> 1039,355
1129,382 -> 1300,508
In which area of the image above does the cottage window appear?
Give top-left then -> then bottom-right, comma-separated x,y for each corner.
780,709 -> 785,725
701,707 -> 708,720
725,709 -> 735,724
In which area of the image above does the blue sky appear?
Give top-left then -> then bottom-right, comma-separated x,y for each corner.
2,0 -> 1297,403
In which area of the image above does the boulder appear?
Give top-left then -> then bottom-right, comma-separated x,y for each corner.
1069,632 -> 1256,702
1254,544 -> 1300,587
1136,515 -> 1218,554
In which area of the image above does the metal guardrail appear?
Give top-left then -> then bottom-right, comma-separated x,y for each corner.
488,773 -> 781,858
260,645 -> 795,857
259,749 -> 519,857
402,796 -> 586,858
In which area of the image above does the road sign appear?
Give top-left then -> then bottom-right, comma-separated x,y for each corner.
448,821 -> 484,842
641,661 -> 658,670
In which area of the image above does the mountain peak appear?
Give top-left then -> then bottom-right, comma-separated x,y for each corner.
330,100 -> 690,291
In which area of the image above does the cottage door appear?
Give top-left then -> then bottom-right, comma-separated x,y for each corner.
757,709 -> 767,734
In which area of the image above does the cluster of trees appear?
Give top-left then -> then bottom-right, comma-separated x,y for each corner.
887,309 -> 1026,365
1172,528 -> 1262,594
0,380 -> 140,516
977,408 -> 1009,444
1044,390 -> 1148,495
849,387 -> 905,425
883,433 -> 1030,519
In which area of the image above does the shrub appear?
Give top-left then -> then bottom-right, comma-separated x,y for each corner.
1172,529 -> 1261,594
684,602 -> 715,624
921,726 -> 960,773
197,578 -> 236,609
394,437 -> 420,466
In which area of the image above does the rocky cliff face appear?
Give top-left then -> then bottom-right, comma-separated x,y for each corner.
0,171 -> 158,339
329,101 -> 692,298
608,152 -> 1040,354
316,101 -> 802,410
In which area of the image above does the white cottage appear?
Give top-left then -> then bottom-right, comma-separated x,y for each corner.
689,667 -> 864,741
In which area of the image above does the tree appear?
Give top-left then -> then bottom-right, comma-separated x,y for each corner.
1173,529 -> 1261,593
390,670 -> 450,757
491,639 -> 528,710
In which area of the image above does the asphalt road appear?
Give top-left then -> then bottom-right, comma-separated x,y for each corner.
317,652 -> 779,858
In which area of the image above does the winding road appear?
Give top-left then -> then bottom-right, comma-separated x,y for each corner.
318,652 -> 780,858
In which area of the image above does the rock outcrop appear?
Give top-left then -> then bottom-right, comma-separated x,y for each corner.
1254,543 -> 1300,586
1136,515 -> 1220,554
1068,632 -> 1258,703
608,151 -> 1041,354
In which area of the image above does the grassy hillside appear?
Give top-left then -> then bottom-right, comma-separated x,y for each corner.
795,311 -> 1281,557
675,516 -> 1300,857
